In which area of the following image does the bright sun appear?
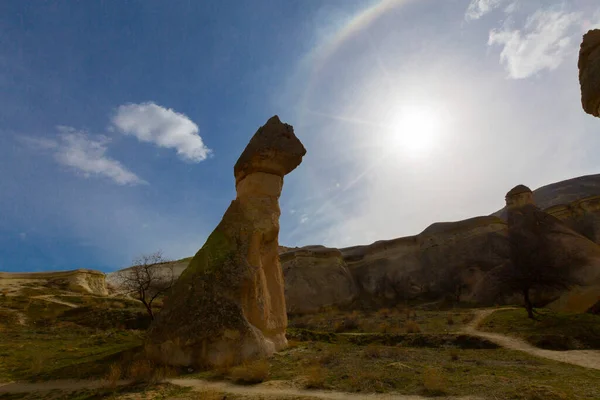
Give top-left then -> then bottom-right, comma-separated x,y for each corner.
386,106 -> 441,156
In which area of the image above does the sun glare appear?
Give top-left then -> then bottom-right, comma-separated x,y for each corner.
386,106 -> 441,156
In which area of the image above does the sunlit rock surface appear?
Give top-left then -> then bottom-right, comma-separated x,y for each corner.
0,269 -> 107,296
147,116 -> 305,368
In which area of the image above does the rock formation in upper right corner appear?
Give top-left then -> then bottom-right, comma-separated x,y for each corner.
579,29 -> 600,117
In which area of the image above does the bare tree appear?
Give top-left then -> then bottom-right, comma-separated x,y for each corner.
116,251 -> 175,320
499,207 -> 587,319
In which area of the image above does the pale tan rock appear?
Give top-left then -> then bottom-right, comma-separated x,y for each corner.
281,246 -> 358,314
147,116 -> 305,368
0,269 -> 107,296
505,184 -> 534,209
579,29 -> 600,117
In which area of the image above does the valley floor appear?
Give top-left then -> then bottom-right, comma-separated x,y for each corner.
1,288 -> 600,400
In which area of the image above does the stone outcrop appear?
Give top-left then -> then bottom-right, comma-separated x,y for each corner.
114,174 -> 600,314
0,269 -> 108,296
579,29 -> 600,117
494,174 -> 600,244
278,181 -> 600,312
496,185 -> 600,312
281,246 -> 358,314
147,116 -> 306,368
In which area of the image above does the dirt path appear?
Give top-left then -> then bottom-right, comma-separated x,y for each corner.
464,308 -> 600,370
30,295 -> 79,308
170,378 -> 481,399
0,378 -> 480,399
0,379 -> 132,393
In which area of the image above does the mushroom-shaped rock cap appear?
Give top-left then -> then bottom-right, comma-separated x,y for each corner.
579,29 -> 600,117
506,184 -> 532,199
234,116 -> 306,184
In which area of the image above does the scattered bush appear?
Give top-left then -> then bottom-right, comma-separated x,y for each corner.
229,359 -> 269,384
422,368 -> 448,396
462,314 -> 474,325
106,363 -> 122,387
446,314 -> 454,325
304,365 -> 326,389
449,350 -> 459,361
404,320 -> 421,333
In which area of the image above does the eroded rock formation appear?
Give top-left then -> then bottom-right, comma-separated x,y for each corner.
147,116 -> 306,368
281,246 -> 358,314
0,269 -> 108,296
579,29 -> 600,117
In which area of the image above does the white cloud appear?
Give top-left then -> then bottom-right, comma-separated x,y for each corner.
25,127 -> 146,186
488,9 -> 581,79
465,0 -> 512,21
112,102 -> 211,163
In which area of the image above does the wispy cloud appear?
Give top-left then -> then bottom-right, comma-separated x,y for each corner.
112,102 -> 211,162
488,8 -> 581,79
24,127 -> 146,185
465,0 -> 514,21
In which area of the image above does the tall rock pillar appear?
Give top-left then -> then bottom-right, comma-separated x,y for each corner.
147,116 -> 306,367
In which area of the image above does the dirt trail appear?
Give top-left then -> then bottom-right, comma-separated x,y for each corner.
30,295 -> 79,308
0,379 -> 132,393
0,378 -> 480,399
464,308 -> 600,370
170,378 -> 482,399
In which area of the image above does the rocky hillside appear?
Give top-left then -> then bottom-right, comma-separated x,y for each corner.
0,269 -> 108,296
283,175 -> 600,313
494,174 -> 600,242
107,174 -> 600,314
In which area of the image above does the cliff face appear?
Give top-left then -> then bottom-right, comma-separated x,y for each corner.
280,177 -> 600,313
0,269 -> 108,296
281,246 -> 357,314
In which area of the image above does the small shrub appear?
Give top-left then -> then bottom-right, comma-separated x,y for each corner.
106,363 -> 122,387
229,359 -> 269,384
377,308 -> 391,318
334,316 -> 359,333
29,353 -> 47,375
446,314 -> 454,325
319,348 -> 341,366
127,359 -> 154,382
304,365 -> 326,389
461,314 -> 474,324
404,320 -> 421,333
449,350 -> 459,361
377,322 -> 391,333
364,345 -> 384,359
422,368 -> 448,396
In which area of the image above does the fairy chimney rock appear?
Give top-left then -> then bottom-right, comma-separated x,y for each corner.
579,29 -> 600,117
505,185 -> 534,210
146,116 -> 306,368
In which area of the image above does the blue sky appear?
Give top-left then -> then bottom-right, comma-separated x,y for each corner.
2,0 -> 600,272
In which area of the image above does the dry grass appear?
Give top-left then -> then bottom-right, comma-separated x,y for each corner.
462,313 -> 474,324
304,365 -> 326,389
318,347 -> 343,366
404,320 -> 421,333
29,353 -> 47,375
422,368 -> 448,396
106,363 -> 122,387
446,313 -> 454,325
229,359 -> 269,384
